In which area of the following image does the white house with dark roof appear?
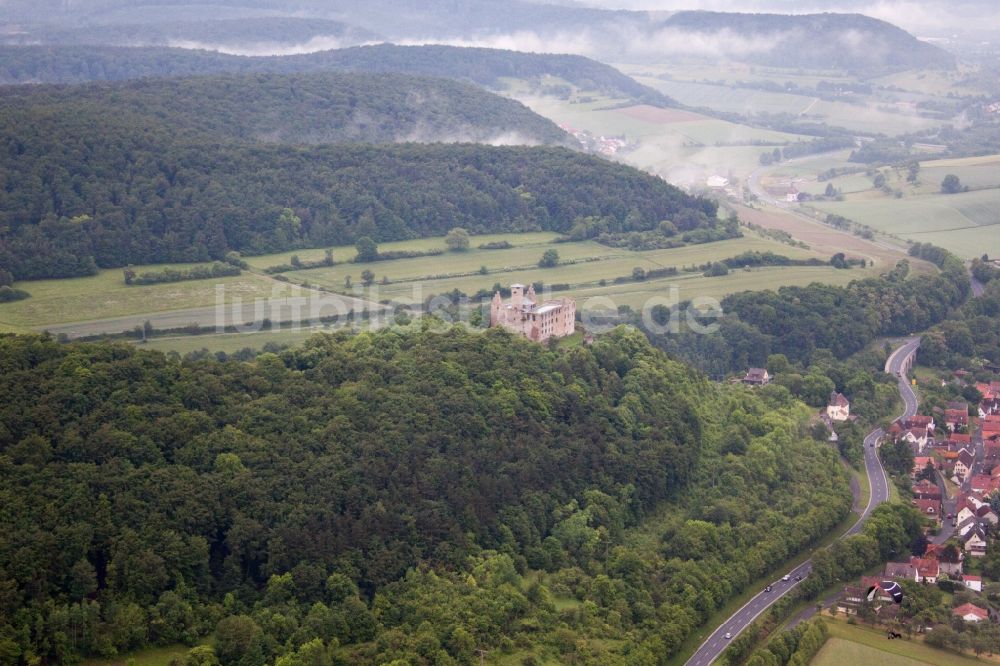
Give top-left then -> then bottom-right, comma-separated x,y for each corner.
827,392 -> 850,421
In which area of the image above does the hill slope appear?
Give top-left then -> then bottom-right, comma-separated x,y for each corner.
0,85 -> 714,279
0,43 -> 672,105
0,71 -> 573,147
0,325 -> 852,664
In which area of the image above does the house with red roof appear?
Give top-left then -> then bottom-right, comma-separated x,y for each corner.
910,556 -> 940,583
963,575 -> 983,593
903,415 -> 935,431
911,498 -> 941,523
970,473 -> 1000,495
913,456 -> 935,477
945,408 -> 969,432
925,543 -> 964,576
912,478 -> 942,500
953,602 -> 989,622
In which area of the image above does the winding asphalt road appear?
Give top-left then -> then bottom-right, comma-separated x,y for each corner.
685,338 -> 920,666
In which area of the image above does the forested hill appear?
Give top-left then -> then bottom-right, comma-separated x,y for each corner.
658,11 -> 954,71
2,16 -> 382,51
0,71 -> 574,147
0,96 -> 714,279
0,326 -> 853,663
0,43 -> 672,105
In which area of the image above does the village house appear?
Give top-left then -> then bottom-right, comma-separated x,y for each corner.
912,478 -> 942,500
743,368 -> 771,386
985,440 -> 1000,470
884,561 -> 918,581
985,416 -> 1000,440
836,583 -> 866,616
911,556 -> 940,583
953,603 -> 989,623
978,382 -> 1000,417
902,428 -> 930,453
911,498 -> 941,523
945,407 -> 969,432
925,543 -> 964,576
954,448 -> 976,482
490,284 -> 576,342
964,575 -> 983,593
903,415 -> 935,431
970,473 -> 1000,495
913,456 -> 935,478
826,392 -> 850,421
958,519 -> 989,557
956,495 -> 999,527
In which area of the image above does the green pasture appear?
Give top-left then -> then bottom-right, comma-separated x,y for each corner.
284,235 -> 831,302
810,188 -> 1000,258
814,618 -> 994,666
241,232 -> 562,270
0,262 -> 292,331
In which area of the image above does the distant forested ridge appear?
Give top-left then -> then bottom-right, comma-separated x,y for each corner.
0,2 -> 954,74
1,17 -> 381,50
655,12 -> 954,71
0,71 -> 574,147
0,326 -> 852,663
0,43 -> 672,105
0,89 -> 714,279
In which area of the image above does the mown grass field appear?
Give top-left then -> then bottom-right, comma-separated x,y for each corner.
283,234 -> 848,306
809,188 -> 1000,259
814,618 -> 996,666
0,262 -> 294,332
241,232 -> 562,270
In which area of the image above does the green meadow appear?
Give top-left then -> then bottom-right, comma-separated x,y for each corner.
809,188 -> 1000,258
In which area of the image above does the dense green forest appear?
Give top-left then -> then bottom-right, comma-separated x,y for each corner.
0,326 -> 852,664
0,93 -> 716,279
646,249 -> 970,377
918,271 -> 1000,369
0,43 -> 671,106
0,71 -> 574,147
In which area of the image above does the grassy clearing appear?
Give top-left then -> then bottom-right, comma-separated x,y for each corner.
1,263 -> 291,331
817,617 -> 996,665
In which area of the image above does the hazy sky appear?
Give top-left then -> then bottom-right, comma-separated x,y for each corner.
577,1 -> 1000,36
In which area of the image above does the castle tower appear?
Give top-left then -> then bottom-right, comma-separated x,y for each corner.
510,283 -> 524,310
490,290 -> 503,326
526,283 -> 537,305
